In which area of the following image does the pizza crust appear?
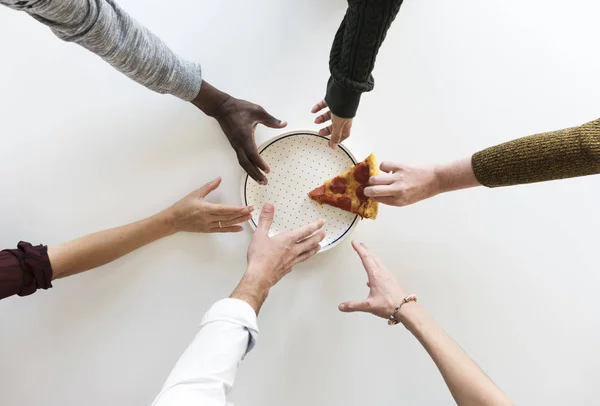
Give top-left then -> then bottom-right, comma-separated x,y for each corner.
357,154 -> 380,219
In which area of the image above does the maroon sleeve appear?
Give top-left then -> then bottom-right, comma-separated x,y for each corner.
0,242 -> 53,300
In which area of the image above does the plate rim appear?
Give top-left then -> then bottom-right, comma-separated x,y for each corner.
240,129 -> 360,253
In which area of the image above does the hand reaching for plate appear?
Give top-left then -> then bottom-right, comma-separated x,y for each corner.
166,177 -> 253,233
312,99 -> 353,149
246,203 -> 326,287
192,81 -> 287,185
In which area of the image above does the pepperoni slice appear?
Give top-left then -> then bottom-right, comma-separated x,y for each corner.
354,163 -> 370,185
308,185 -> 326,198
322,195 -> 352,212
356,185 -> 368,203
330,176 -> 348,194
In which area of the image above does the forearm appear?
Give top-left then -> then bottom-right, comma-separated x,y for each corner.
48,211 -> 174,280
401,304 -> 512,406
326,0 -> 404,118
230,270 -> 270,315
472,118 -> 600,187
152,298 -> 259,406
2,0 -> 201,101
435,157 -> 481,194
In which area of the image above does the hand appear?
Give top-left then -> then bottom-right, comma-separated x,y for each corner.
165,177 -> 253,233
312,99 -> 353,149
215,98 -> 287,185
192,81 -> 287,185
364,162 -> 441,207
339,241 -> 408,319
246,203 -> 325,289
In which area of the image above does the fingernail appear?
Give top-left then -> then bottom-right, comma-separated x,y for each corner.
319,219 -> 326,226
260,179 -> 268,185
247,206 -> 254,212
213,177 -> 221,182
263,202 -> 274,212
338,304 -> 345,311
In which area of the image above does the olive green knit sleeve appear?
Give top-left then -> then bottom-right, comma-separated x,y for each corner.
472,118 -> 600,188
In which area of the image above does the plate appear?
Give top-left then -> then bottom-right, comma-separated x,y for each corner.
241,130 -> 359,252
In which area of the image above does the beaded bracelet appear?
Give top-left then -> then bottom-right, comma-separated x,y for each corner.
387,294 -> 418,325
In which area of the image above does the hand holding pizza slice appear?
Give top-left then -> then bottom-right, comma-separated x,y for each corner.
308,154 -> 380,219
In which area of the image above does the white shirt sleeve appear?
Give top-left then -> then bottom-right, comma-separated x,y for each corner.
152,298 -> 259,406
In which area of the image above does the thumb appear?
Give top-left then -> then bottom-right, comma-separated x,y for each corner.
338,300 -> 370,313
257,202 -> 275,233
196,177 -> 221,198
260,111 -> 288,129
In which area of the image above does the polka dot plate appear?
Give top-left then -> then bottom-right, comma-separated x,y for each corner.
241,130 -> 359,252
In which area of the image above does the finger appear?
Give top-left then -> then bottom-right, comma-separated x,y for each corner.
372,196 -> 400,206
380,161 -> 402,173
209,225 -> 244,233
318,125 -> 333,137
351,241 -> 378,281
314,111 -> 332,124
363,185 -> 396,198
311,99 -> 328,114
204,202 -> 254,217
291,219 -> 326,242
296,230 -> 326,253
329,122 -> 343,149
237,148 -> 267,185
243,137 -> 271,175
212,213 -> 252,228
259,110 -> 288,129
340,123 -> 352,143
295,245 -> 321,264
368,174 -> 395,186
257,202 -> 275,233
195,177 -> 222,198
338,300 -> 370,313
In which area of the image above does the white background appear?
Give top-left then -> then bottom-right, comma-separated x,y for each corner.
1,0 -> 599,405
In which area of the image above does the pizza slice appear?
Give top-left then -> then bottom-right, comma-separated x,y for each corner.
308,153 -> 379,219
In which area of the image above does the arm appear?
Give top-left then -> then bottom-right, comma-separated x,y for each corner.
364,117 -> 600,206
48,212 -> 173,280
313,0 -> 404,148
339,241 -> 512,406
0,178 -> 252,300
151,298 -> 259,406
1,0 -> 287,184
152,203 -> 325,406
472,117 -> 600,187
1,0 -> 200,101
401,304 -> 512,406
327,0 -> 404,118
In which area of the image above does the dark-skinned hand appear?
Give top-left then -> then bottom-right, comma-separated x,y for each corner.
192,81 -> 287,185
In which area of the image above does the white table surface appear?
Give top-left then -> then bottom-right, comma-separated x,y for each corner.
1,1 -> 599,405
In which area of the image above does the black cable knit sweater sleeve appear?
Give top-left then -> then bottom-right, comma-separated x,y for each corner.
325,0 -> 404,118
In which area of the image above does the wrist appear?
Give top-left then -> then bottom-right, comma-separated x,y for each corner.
396,302 -> 426,331
191,80 -> 232,118
230,271 -> 271,314
433,156 -> 480,194
152,209 -> 178,237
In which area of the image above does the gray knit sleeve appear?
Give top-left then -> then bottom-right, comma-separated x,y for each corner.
1,0 -> 202,101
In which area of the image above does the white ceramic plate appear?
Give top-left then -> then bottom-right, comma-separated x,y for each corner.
241,130 -> 359,252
